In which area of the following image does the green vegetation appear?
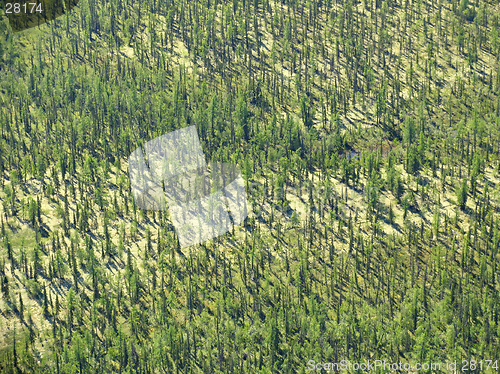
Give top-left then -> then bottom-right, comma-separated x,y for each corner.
1,0 -> 500,372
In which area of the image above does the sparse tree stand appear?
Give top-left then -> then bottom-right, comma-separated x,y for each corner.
0,0 -> 499,371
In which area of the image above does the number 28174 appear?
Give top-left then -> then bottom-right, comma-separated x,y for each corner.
5,3 -> 43,14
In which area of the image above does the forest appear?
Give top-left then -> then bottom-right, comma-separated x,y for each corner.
0,0 -> 500,372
